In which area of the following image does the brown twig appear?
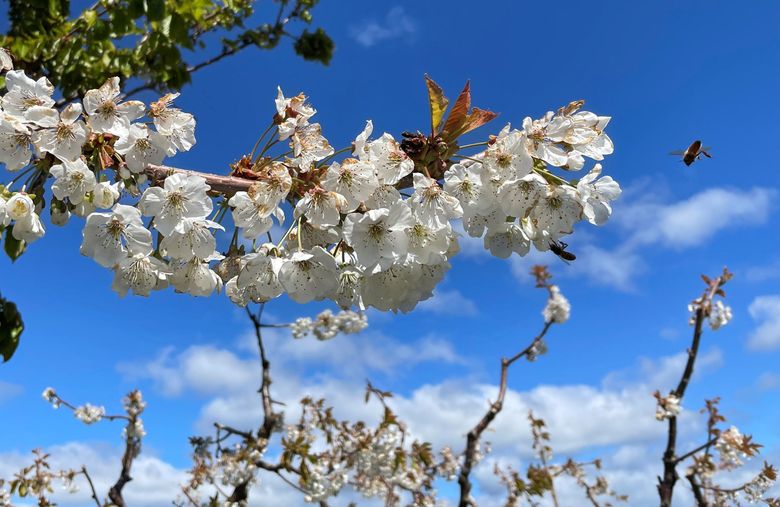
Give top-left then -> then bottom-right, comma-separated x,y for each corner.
80,466 -> 101,507
457,321 -> 553,507
686,472 -> 709,507
108,404 -> 143,507
227,304 -> 278,502
144,164 -> 254,196
675,437 -> 718,465
657,269 -> 731,507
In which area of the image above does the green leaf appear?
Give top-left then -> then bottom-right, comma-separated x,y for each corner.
3,228 -> 26,261
293,28 -> 334,65
424,75 -> 449,134
146,0 -> 166,22
0,294 -> 24,363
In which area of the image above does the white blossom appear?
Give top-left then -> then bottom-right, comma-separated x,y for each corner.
322,158 -> 378,212
275,87 -> 316,140
161,217 -> 223,260
709,300 -> 733,330
34,103 -> 88,162
2,70 -> 58,126
369,133 -> 414,185
291,123 -> 333,171
138,173 -> 212,236
294,188 -> 347,228
92,181 -> 122,209
483,125 -> 532,179
81,204 -> 152,267
170,256 -> 223,297
530,184 -> 583,237
83,77 -> 144,137
229,191 -> 285,240
50,158 -> 97,205
278,246 -> 338,303
654,392 -> 681,421
343,202 -> 413,272
576,163 -> 621,225
543,285 -> 570,323
410,173 -> 462,228
74,403 -> 105,424
0,116 -> 33,170
112,252 -> 169,297
236,250 -> 285,302
114,124 -> 169,173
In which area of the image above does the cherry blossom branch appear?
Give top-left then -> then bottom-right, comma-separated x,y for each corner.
675,437 -> 719,465
457,320 -> 554,506
657,268 -> 732,507
80,466 -> 101,507
226,304 -> 279,503
145,164 -> 254,196
107,406 -> 143,506
686,472 -> 708,507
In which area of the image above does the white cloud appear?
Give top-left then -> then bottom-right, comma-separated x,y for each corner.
747,295 -> 780,350
510,243 -> 643,292
507,186 -> 775,291
418,288 -> 478,316
0,381 -> 22,404
349,6 -> 417,48
745,258 -> 780,283
618,187 -> 775,250
756,371 -> 780,390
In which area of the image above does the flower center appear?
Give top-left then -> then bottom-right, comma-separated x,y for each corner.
368,223 -> 385,240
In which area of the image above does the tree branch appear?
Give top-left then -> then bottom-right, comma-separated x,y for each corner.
145,164 -> 254,196
107,415 -> 142,506
457,321 -> 553,507
80,466 -> 101,507
657,270 -> 730,507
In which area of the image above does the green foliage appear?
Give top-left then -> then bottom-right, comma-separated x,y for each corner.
0,293 -> 24,362
1,0 -> 334,100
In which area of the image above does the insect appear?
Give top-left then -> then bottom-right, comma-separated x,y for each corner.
549,240 -> 576,263
670,140 -> 712,166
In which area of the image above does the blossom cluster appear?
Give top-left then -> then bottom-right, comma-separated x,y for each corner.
0,51 -> 621,313
654,391 -> 682,421
290,309 -> 368,339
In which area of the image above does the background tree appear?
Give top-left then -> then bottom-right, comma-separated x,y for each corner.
1,0 -> 334,101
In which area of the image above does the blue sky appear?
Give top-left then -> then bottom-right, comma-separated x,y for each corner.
2,1 -> 780,505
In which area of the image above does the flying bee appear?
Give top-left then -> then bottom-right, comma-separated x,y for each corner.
549,240 -> 576,263
670,140 -> 712,166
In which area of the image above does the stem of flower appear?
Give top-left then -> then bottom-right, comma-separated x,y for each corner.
249,123 -> 275,161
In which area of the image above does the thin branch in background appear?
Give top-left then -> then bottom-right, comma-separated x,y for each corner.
657,268 -> 732,507
80,466 -> 101,507
457,266 -> 559,507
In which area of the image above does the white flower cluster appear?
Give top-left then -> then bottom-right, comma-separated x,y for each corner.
291,309 -> 368,340
743,469 -> 776,503
301,459 -> 348,503
716,426 -> 749,470
42,387 -> 61,408
0,191 -> 44,242
708,300 -> 733,330
351,427 -> 427,499
217,445 -> 263,488
73,403 -> 105,425
542,285 -> 570,324
0,57 -> 195,246
654,392 -> 681,421
435,446 -> 460,481
1,52 -> 620,312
